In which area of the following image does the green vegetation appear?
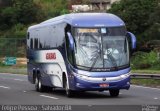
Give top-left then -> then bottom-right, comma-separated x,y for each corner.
0,0 -> 41,38
131,79 -> 160,88
0,0 -> 69,57
0,0 -> 69,38
0,66 -> 27,74
131,51 -> 160,75
131,51 -> 160,70
34,0 -> 69,19
0,38 -> 25,57
108,0 -> 160,48
130,50 -> 160,87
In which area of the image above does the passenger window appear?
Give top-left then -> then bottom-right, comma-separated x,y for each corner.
34,38 -> 38,49
39,41 -> 42,49
27,32 -> 30,39
30,38 -> 33,49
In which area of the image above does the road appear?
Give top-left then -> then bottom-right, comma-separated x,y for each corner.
0,73 -> 160,111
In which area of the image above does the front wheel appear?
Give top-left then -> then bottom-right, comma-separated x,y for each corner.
64,78 -> 74,97
109,89 -> 119,97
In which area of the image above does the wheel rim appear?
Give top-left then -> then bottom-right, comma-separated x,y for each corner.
65,81 -> 69,95
35,77 -> 39,91
38,78 -> 42,90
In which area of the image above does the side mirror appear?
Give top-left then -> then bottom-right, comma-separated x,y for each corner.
67,32 -> 74,51
127,32 -> 136,50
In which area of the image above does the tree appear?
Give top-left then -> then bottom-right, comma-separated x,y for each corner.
0,0 -> 12,7
52,0 -> 69,17
108,0 -> 159,46
0,0 -> 44,30
144,5 -> 160,41
13,0 -> 43,24
34,0 -> 69,19
0,7 -> 17,30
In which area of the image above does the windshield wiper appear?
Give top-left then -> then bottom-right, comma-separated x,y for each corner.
89,41 -> 102,71
107,53 -> 118,70
89,53 -> 100,71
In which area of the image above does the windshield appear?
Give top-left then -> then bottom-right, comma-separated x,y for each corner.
73,27 -> 129,71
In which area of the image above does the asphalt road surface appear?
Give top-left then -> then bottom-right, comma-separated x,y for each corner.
0,73 -> 160,111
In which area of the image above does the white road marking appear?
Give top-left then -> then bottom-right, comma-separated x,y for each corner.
132,85 -> 160,91
14,79 -> 24,81
0,86 -> 10,89
23,91 -> 27,93
154,97 -> 158,100
40,95 -> 59,100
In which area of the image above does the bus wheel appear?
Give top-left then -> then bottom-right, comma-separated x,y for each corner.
35,76 -> 39,91
35,75 -> 45,92
65,79 -> 74,97
109,89 -> 119,97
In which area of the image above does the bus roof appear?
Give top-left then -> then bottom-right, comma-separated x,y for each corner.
29,13 -> 125,30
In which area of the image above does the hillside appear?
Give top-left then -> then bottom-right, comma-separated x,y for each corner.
0,0 -> 69,38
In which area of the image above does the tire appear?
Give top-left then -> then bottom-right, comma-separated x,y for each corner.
35,76 -> 39,91
64,78 -> 74,97
35,75 -> 46,92
109,89 -> 119,97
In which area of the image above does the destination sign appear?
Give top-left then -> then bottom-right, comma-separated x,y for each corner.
78,28 -> 98,33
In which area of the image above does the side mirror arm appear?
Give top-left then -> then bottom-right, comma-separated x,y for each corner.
127,32 -> 136,50
67,32 -> 74,51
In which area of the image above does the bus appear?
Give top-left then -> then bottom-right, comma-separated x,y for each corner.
27,13 -> 136,97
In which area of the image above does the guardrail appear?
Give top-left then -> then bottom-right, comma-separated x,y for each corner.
131,73 -> 160,80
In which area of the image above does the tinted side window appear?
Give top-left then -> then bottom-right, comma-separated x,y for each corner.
30,38 -> 33,49
34,38 -> 38,49
39,40 -> 42,49
27,32 -> 30,39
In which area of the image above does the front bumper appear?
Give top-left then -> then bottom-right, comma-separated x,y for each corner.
69,73 -> 130,91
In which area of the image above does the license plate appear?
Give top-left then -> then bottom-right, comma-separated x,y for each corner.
99,83 -> 109,88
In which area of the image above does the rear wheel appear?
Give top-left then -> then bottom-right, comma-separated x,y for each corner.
109,89 -> 119,97
35,75 -> 46,92
35,76 -> 39,91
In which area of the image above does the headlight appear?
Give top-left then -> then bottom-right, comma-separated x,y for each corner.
120,73 -> 130,79
76,74 -> 89,79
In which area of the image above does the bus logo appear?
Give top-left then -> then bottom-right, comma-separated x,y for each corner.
102,78 -> 106,81
46,53 -> 56,60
